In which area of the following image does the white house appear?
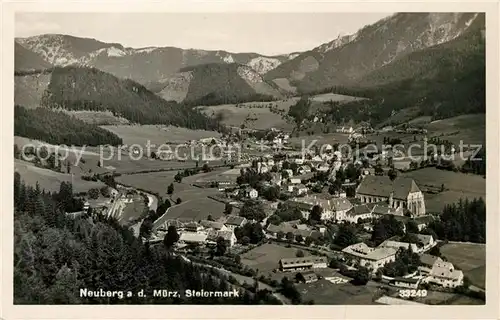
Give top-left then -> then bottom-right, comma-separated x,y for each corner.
289,178 -> 301,184
217,230 -> 237,247
344,204 -> 373,224
423,259 -> 464,288
342,243 -> 397,272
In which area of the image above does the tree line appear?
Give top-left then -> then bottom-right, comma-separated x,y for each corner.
15,105 -> 123,146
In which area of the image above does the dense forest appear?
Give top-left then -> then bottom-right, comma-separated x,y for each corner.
39,66 -> 222,130
14,105 -> 123,146
13,172 -> 280,304
426,197 -> 486,243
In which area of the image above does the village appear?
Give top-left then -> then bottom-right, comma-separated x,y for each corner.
112,124 -> 485,305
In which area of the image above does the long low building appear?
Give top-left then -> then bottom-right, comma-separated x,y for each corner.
342,242 -> 397,272
279,256 -> 328,272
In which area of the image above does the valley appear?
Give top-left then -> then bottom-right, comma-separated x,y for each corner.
12,11 -> 487,307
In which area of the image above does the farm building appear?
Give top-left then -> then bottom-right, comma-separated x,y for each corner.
178,232 -> 208,245
287,196 -> 353,221
298,271 -> 318,284
199,220 -> 227,231
342,243 -> 397,272
279,256 -> 328,272
344,204 -> 373,224
224,215 -> 247,230
355,175 -> 426,216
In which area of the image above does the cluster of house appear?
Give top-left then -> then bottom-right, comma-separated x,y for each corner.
154,215 -> 248,248
386,255 -> 464,289
341,234 -> 436,272
341,237 -> 464,289
275,174 -> 428,224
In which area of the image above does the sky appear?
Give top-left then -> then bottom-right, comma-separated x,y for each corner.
15,12 -> 392,55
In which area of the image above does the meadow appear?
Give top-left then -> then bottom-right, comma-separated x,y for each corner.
198,99 -> 297,131
296,280 -> 379,305
15,159 -> 105,194
440,242 -> 486,289
241,243 -> 311,275
100,124 -> 221,146
401,167 -> 485,213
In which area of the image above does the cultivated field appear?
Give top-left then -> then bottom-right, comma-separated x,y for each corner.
401,167 -> 485,213
296,280 -> 379,305
15,159 -> 105,194
159,197 -> 227,222
425,114 -> 486,145
288,132 -> 351,149
116,170 -> 222,200
198,99 -> 298,131
101,124 -> 221,146
241,243 -> 311,275
440,242 -> 486,289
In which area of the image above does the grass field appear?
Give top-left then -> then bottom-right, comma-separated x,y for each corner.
401,167 -> 485,213
116,170 -> 222,200
296,280 -> 379,305
159,197 -> 227,222
101,124 -> 221,145
288,132 -> 351,149
425,114 -> 486,146
241,243 -> 311,275
198,99 -> 297,131
440,242 -> 486,289
15,159 -> 105,194
310,93 -> 366,103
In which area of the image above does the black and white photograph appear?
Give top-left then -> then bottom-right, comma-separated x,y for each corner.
3,1 -> 499,318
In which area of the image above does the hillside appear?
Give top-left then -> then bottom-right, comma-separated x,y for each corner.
264,13 -> 483,93
16,34 -> 294,85
15,66 -> 222,130
158,63 -> 284,104
15,42 -> 52,71
322,25 -> 485,125
14,105 -> 123,146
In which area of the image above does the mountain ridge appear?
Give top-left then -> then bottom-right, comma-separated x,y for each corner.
264,12 -> 482,93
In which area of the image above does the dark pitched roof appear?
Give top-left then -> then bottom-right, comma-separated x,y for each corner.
347,204 -> 372,217
419,254 -> 440,267
413,215 -> 435,224
356,175 -> 421,200
225,215 -> 246,226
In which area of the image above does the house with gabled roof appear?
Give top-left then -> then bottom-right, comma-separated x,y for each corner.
224,215 -> 247,230
356,175 -> 426,216
345,204 -> 373,224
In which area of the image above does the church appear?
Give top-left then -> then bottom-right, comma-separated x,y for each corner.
355,175 -> 426,216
